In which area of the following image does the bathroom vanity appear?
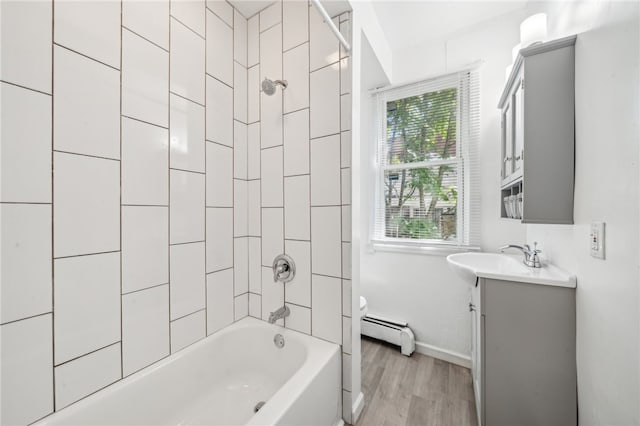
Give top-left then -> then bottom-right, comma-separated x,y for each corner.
447,253 -> 577,426
470,277 -> 576,426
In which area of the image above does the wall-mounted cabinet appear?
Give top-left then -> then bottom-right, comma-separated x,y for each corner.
499,35 -> 576,224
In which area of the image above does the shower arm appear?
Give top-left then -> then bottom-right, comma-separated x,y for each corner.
309,0 -> 351,52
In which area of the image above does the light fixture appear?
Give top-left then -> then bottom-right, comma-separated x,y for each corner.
520,13 -> 547,47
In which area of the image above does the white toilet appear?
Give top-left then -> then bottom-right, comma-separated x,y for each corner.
359,296 -> 368,319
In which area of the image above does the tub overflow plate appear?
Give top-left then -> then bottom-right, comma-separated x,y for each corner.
274,333 -> 285,349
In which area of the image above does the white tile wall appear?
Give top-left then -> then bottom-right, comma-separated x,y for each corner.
234,64 -> 248,123
261,90 -> 283,149
122,0 -> 169,50
284,176 -> 310,240
309,6 -> 339,71
247,15 -> 259,67
234,9 -> 248,67
283,108 -> 310,176
285,303 -> 311,334
171,18 -> 205,104
342,353 -> 352,390
342,205 -> 352,242
170,94 -> 206,173
206,269 -> 234,334
248,180 -> 261,236
248,238 -> 262,293
249,293 -> 262,318
121,117 -> 169,206
171,0 -> 205,37
206,142 -> 233,207
234,180 -> 248,237
342,279 -> 352,317
122,206 -> 169,294
0,83 -> 51,203
282,0 -> 308,51
283,43 -> 310,113
170,242 -> 206,320
310,134 -> 341,206
0,314 -> 53,425
206,208 -> 234,272
284,240 -> 311,307
341,131 -> 351,168
170,310 -> 206,352
341,168 -> 351,205
311,274 -> 342,344
206,75 -> 233,146
53,153 -> 120,258
170,170 -> 205,244
0,204 -> 52,324
206,0 -> 233,27
261,267 -> 284,325
311,206 -> 342,277
0,3 -> 351,422
54,0 -> 121,69
261,147 -> 284,207
310,63 -> 340,139
342,315 -> 352,353
122,284 -> 170,376
260,25 -> 283,148
54,343 -> 121,409
54,252 -> 121,364
341,94 -> 352,131
340,57 -> 351,95
54,46 -> 120,160
0,0 -> 52,93
248,123 -> 261,179
122,29 -> 169,127
234,238 -> 249,295
248,66 -> 260,123
206,10 -> 233,86
234,121 -> 248,179
234,294 -> 249,320
260,1 -> 281,31
261,208 -> 284,265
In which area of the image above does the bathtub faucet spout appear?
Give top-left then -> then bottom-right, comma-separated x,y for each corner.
268,306 -> 290,324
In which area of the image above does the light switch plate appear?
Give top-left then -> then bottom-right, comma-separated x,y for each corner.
590,221 -> 605,259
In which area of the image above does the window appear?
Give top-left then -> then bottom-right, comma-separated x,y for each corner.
372,70 -> 480,249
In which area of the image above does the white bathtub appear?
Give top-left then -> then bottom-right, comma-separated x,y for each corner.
35,317 -> 342,426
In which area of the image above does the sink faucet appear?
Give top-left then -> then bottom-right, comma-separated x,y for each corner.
499,242 -> 542,268
268,305 -> 290,324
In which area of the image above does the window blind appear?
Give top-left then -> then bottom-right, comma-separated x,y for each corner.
372,69 -> 480,247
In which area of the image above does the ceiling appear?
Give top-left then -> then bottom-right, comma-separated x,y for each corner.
372,1 -> 527,51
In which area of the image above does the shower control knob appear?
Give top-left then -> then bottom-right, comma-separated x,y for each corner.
272,254 -> 296,283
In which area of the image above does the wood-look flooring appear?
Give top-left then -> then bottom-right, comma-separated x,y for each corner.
355,337 -> 478,426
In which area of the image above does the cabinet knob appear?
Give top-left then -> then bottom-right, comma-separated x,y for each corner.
469,303 -> 476,312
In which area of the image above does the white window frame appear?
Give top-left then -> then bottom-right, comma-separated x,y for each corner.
370,69 -> 480,254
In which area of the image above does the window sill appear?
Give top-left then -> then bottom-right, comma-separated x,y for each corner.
369,240 -> 481,256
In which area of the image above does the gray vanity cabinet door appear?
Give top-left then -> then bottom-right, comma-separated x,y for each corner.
482,279 -> 576,426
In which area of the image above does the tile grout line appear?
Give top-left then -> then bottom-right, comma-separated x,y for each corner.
119,0 -> 124,382
50,0 -> 56,411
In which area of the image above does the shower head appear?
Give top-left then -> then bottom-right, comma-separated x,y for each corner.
262,78 -> 288,96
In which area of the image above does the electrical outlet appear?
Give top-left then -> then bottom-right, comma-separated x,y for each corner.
590,222 -> 605,259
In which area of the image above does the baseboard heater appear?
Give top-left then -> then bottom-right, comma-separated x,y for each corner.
361,314 -> 416,356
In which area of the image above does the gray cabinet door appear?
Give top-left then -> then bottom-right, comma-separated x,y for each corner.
482,279 -> 576,426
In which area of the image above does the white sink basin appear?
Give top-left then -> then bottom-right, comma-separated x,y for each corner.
446,252 -> 576,288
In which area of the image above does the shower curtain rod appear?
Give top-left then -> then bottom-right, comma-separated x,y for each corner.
309,0 -> 351,52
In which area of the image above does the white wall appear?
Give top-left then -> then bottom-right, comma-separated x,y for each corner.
360,8 -> 528,361
525,2 -> 640,424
